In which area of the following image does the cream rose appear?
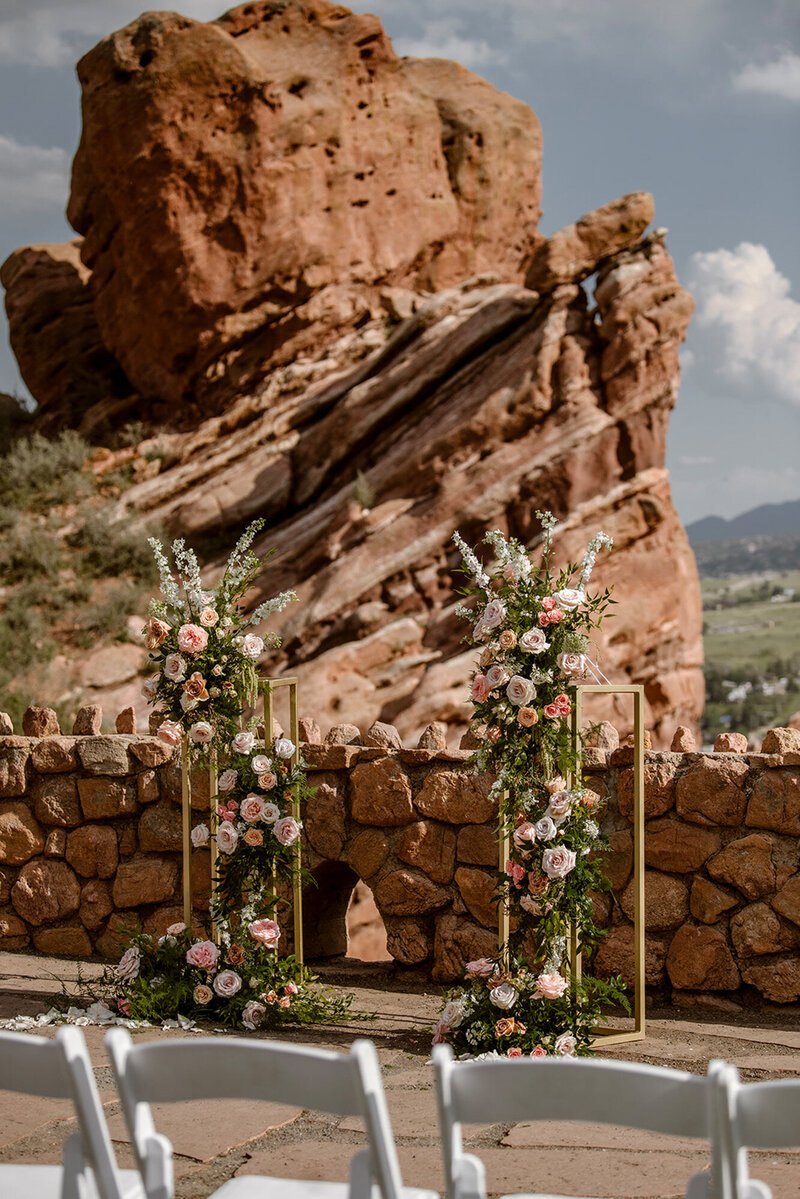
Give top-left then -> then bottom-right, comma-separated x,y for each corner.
534,815 -> 557,842
190,823 -> 210,848
546,775 -> 568,794
218,769 -> 238,793
213,969 -> 242,998
542,845 -> 577,879
232,731 -> 255,754
249,918 -> 281,949
242,999 -> 266,1029
117,946 -> 140,980
186,940 -> 219,970
441,999 -> 467,1028
547,791 -> 573,824
142,675 -> 159,701
535,972 -> 568,1000
489,982 -> 518,1010
177,623 -> 208,654
552,588 -> 585,611
273,816 -> 300,846
513,821 -> 537,852
251,754 -> 272,775
519,893 -> 541,916
554,1031 -> 577,1055
519,628 -> 549,654
557,651 -> 587,678
216,823 -> 239,854
258,772 -> 277,791
274,738 -> 295,760
485,664 -> 508,690
189,721 -> 214,744
166,922 -> 186,936
481,598 -> 506,629
260,802 -> 280,824
180,694 -> 198,713
506,675 -> 536,706
240,794 -> 265,823
157,719 -> 182,746
240,633 -> 264,659
193,984 -> 213,1005
163,653 -> 187,682
199,607 -> 219,627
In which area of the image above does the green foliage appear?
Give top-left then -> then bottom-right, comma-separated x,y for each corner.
0,430 -> 91,511
352,469 -> 375,511
68,509 -> 159,581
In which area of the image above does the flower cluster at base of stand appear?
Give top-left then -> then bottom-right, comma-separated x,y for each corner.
143,519 -> 297,758
434,514 -> 627,1056
109,921 -> 352,1029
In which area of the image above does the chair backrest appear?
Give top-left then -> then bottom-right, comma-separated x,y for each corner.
716,1064 -> 800,1199
106,1030 -> 405,1199
0,1027 -> 128,1199
433,1046 -> 728,1199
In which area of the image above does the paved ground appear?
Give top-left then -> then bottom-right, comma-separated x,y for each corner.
1,952 -> 799,1198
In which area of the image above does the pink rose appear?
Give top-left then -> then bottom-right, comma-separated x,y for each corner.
538,611 -> 550,627
542,597 -> 555,611
144,617 -> 170,649
513,822 -> 537,853
554,1031 -> 577,1056
163,653 -> 186,682
178,623 -> 208,654
216,823 -> 239,853
470,674 -> 490,703
547,609 -> 565,624
257,771 -> 277,791
242,1000 -> 266,1029
240,633 -> 264,659
249,918 -> 281,949
465,958 -> 495,977
535,972 -> 568,1000
541,845 -> 577,880
284,981 -> 298,995
278,996 -> 291,1009
481,598 -> 506,629
240,794 -> 266,823
555,692 -> 572,710
232,731 -> 255,755
166,922 -> 186,936
193,984 -> 213,1005
519,628 -> 548,654
431,1019 -> 450,1045
117,946 -> 140,980
558,652 -> 586,679
199,607 -> 219,627
189,720 -> 214,744
157,719 -> 182,745
218,769 -> 238,793
273,816 -> 300,846
543,703 -> 560,720
530,1045 -> 547,1058
505,859 -> 526,888
186,940 -> 219,970
507,1047 -> 523,1057
486,664 -> 508,690
213,969 -> 242,998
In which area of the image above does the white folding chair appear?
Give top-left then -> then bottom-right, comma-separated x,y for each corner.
433,1045 -> 730,1199
0,1026 -> 143,1199
106,1029 -> 438,1199
713,1063 -> 800,1199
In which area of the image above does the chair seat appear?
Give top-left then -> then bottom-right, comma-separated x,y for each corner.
212,1177 -> 438,1199
0,1164 -> 145,1199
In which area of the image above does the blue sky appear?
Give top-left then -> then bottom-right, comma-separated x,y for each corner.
0,0 -> 798,524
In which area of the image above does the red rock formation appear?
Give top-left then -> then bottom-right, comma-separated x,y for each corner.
65,0 -> 542,410
0,1 -> 703,743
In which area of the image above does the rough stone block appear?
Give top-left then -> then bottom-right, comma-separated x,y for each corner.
113,855 -> 178,908
22,707 -> 60,737
0,801 -> 45,865
618,759 -> 677,819
671,726 -> 696,752
33,775 -> 81,827
456,823 -> 498,867
746,770 -> 800,836
0,713 -> 13,734
11,859 -> 81,925
138,800 -> 183,853
714,733 -> 748,753
76,736 -> 131,775
73,704 -> 103,734
690,877 -> 737,924
730,902 -> 800,958
303,773 -> 347,859
644,818 -> 721,873
741,955 -> 800,1003
95,912 -> 140,958
771,875 -> 800,928
432,912 -> 497,983
324,723 -> 361,746
118,826 -> 138,856
592,829 -> 633,891
130,737 -> 175,768
454,866 -> 497,928
79,879 -> 114,930
0,867 -> 11,905
346,829 -> 389,880
0,741 -> 30,797
761,727 -> 800,756
302,744 -> 360,771
666,924 -> 740,991
351,757 -> 414,826
138,769 -> 160,804
383,916 -> 433,964
675,757 -> 748,826
298,716 -> 321,744
415,769 -> 495,824
620,870 -> 688,930
396,820 -> 456,884
44,828 -> 66,857
593,923 -> 671,987
66,825 -> 119,879
708,834 -> 775,901
373,868 -> 451,916
31,737 -> 78,773
78,777 -> 137,819
0,909 -> 30,949
115,707 -> 137,734
33,925 -> 93,956
364,721 -> 402,750
417,722 -> 448,751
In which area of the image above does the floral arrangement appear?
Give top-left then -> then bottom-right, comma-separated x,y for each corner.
433,513 -> 627,1057
143,519 -> 296,758
110,919 -> 351,1029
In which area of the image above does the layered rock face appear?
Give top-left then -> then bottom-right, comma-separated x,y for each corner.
1,0 -> 702,743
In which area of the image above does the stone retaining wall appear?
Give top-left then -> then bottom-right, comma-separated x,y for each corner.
1,723 -> 799,1008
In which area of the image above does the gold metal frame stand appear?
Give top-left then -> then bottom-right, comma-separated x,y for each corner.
180,677 -> 304,968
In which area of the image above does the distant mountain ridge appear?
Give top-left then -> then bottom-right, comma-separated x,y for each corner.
687,499 -> 800,545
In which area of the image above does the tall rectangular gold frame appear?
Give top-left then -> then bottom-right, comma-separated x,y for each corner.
180,677 -> 304,969
497,682 -> 645,1046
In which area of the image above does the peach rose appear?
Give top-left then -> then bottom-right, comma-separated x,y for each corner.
479,646 -> 494,669
527,866 -> 551,896
517,706 -> 538,728
183,672 -> 209,700
535,972 -> 568,1000
495,1017 -> 515,1037
530,1045 -> 547,1057
257,771 -> 277,791
240,794 -> 266,823
249,918 -> 281,949
144,617 -> 170,650
177,623 -> 208,654
546,776 -> 568,794
499,629 -> 517,650
186,940 -> 219,970
470,674 -> 490,703
193,984 -> 213,1005
199,607 -> 219,627
157,719 -> 182,745
226,943 -> 245,965
243,828 -> 263,847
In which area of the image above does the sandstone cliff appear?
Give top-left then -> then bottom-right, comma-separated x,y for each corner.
0,0 -> 702,744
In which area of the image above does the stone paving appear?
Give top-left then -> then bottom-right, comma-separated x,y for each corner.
1,953 -> 799,1198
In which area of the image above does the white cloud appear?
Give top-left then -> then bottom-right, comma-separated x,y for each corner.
679,348 -> 696,369
0,135 -> 69,213
395,28 -> 506,69
689,242 -> 800,406
679,455 -> 714,467
0,0 -> 225,66
732,51 -> 800,102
